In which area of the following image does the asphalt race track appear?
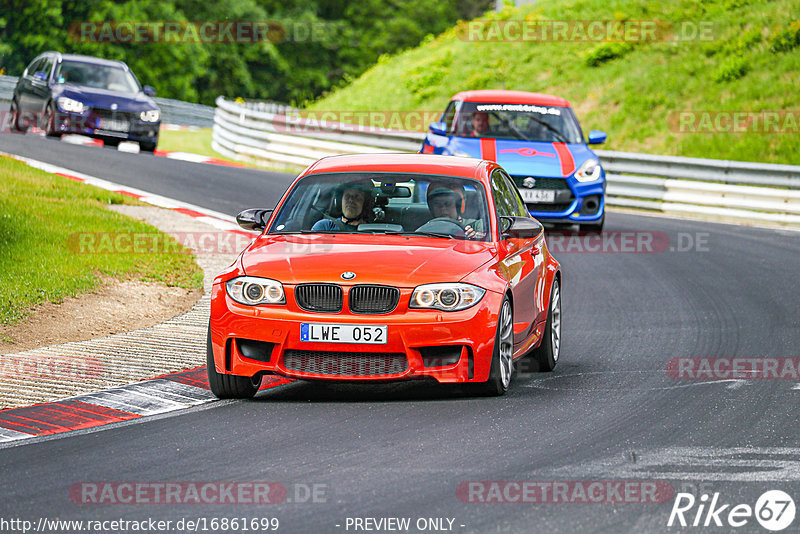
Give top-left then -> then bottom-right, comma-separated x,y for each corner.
1,132 -> 799,533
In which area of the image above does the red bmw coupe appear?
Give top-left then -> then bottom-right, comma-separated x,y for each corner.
208,154 -> 561,397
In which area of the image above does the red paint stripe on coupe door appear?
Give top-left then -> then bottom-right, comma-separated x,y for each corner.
552,143 -> 575,176
480,138 -> 497,162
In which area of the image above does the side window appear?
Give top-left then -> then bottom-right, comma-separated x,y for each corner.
501,171 -> 529,217
40,56 -> 55,80
441,101 -> 457,133
491,169 -> 515,219
491,169 -> 527,218
25,58 -> 44,78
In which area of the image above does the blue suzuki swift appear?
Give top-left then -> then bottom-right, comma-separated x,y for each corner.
421,90 -> 607,232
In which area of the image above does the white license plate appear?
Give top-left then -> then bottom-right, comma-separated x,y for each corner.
520,189 -> 556,203
301,323 -> 387,344
99,119 -> 130,132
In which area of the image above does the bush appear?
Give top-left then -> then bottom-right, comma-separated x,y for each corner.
769,22 -> 800,53
714,56 -> 749,82
584,42 -> 633,67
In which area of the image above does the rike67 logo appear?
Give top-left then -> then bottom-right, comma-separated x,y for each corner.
668,490 -> 796,531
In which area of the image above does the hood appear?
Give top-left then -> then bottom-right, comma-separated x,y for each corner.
241,234 -> 496,287
446,137 -> 596,178
53,84 -> 157,112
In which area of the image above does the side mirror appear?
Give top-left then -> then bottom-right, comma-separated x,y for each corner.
588,130 -> 607,144
501,216 -> 543,239
236,209 -> 273,231
33,71 -> 48,83
428,121 -> 447,136
143,85 -> 156,97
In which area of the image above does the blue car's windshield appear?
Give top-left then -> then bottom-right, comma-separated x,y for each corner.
448,101 -> 584,143
269,172 -> 491,241
54,61 -> 141,94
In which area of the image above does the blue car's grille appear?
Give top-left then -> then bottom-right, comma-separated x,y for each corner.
528,202 -> 574,213
511,176 -> 570,191
91,108 -> 136,122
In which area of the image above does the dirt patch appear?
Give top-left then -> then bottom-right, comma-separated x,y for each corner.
0,278 -> 202,354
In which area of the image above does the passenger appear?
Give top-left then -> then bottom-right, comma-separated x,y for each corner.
311,180 -> 374,231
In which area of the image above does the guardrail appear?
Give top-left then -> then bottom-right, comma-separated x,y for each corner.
0,75 -> 214,127
213,97 -> 800,226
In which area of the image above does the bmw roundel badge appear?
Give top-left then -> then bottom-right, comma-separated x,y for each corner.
341,272 -> 356,280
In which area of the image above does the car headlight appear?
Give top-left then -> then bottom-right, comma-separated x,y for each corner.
226,276 -> 285,305
574,158 -> 603,183
57,97 -> 86,113
410,283 -> 485,311
140,109 -> 160,122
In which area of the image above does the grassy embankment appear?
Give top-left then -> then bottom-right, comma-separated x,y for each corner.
0,156 -> 203,325
308,0 -> 800,164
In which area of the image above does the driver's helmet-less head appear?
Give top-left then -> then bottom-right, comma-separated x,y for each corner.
426,183 -> 465,214
336,179 -> 375,221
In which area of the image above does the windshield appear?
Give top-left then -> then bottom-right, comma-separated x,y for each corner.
269,172 -> 492,241
448,101 -> 584,143
54,61 -> 141,94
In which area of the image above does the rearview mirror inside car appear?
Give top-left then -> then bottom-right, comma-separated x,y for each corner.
379,184 -> 411,198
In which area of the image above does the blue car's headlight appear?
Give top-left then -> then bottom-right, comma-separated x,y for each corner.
226,276 -> 285,305
140,109 -> 160,122
57,97 -> 87,113
574,158 -> 603,183
410,283 -> 485,311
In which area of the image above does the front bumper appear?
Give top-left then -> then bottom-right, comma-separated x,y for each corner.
54,110 -> 160,144
209,283 -> 504,384
526,179 -> 605,223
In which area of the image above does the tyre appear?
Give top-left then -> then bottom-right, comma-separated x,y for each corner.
206,325 -> 260,399
42,102 -> 61,137
9,99 -> 24,132
474,296 -> 514,396
579,213 -> 604,233
139,141 -> 157,153
530,278 -> 561,372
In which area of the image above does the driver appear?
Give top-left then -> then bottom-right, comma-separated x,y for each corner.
424,185 -> 484,239
311,179 -> 374,231
469,111 -> 490,137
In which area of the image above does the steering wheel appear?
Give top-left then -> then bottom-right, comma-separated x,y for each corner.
417,217 -> 468,236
